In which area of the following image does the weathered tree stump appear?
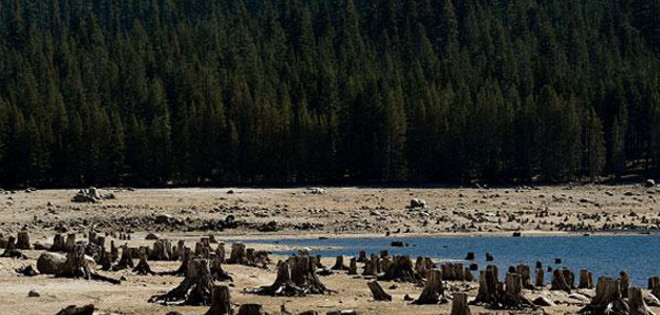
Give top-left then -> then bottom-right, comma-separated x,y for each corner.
65,233 -> 76,252
16,231 -> 31,249
160,247 -> 192,276
55,304 -> 95,315
535,268 -> 545,287
415,257 -> 435,278
205,285 -> 233,315
621,270 -> 631,298
0,236 -> 22,257
236,304 -> 265,315
367,281 -> 392,301
579,277 -> 628,314
50,234 -> 66,252
471,266 -> 534,310
378,256 -> 421,283
579,269 -> 594,289
550,268 -> 574,293
363,258 -> 377,276
113,244 -> 135,271
110,240 -> 118,262
357,250 -> 367,263
211,245 -> 233,282
451,293 -> 472,315
149,258 -> 214,305
629,287 -> 655,315
441,263 -> 467,281
57,244 -> 120,284
650,276 -> 660,299
516,265 -> 533,289
380,250 -> 389,258
227,243 -> 247,264
133,247 -> 155,275
331,256 -> 349,271
250,255 -> 332,296
150,239 -> 173,261
348,258 -> 357,275
413,269 -> 449,305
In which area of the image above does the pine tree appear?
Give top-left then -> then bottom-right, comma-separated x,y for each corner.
585,107 -> 606,181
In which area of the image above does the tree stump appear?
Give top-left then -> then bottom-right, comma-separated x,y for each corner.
380,250 -> 389,258
451,293 -> 472,315
621,270 -> 631,298
160,247 -> 192,276
50,234 -> 66,252
331,256 -> 349,271
516,265 -> 533,289
535,268 -> 545,287
650,276 -> 660,299
113,244 -> 135,271
237,304 -> 265,315
227,243 -> 247,264
380,256 -> 392,274
357,250 -> 367,263
416,257 -> 435,278
550,268 -> 574,293
579,269 -> 594,289
250,255 -> 332,296
133,247 -> 155,275
0,236 -> 22,257
363,258 -> 377,276
16,232 -> 31,249
441,263 -> 466,281
65,234 -> 76,252
413,269 -> 449,305
629,287 -> 655,315
57,244 -> 120,284
150,239 -> 173,261
348,258 -> 357,275
378,256 -> 421,283
216,243 -> 226,263
55,304 -> 95,315
205,285 -> 232,315
579,277 -> 627,314
211,246 -> 233,282
149,258 -> 214,306
367,281 -> 392,301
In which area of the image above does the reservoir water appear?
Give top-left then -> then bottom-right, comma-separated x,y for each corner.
244,234 -> 660,286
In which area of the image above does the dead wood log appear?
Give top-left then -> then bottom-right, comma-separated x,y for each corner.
250,255 -> 332,296
348,258 -> 357,275
55,304 -> 95,315
367,281 -> 392,301
150,239 -> 173,261
57,244 -> 120,284
205,285 -> 233,315
196,241 -> 211,258
535,268 -> 545,287
550,268 -> 574,293
413,269 -> 449,305
133,246 -> 155,275
579,269 -> 594,289
650,277 -> 660,299
331,256 -> 349,271
451,293 -> 472,315
378,256 -> 421,283
579,277 -> 628,314
149,258 -> 214,306
237,304 -> 265,315
621,270 -> 631,298
16,231 -> 31,249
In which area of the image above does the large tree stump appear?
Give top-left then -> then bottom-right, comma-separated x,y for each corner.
629,287 -> 655,315
357,250 -> 367,263
159,247 -> 192,276
516,265 -> 533,289
227,243 -> 247,264
109,240 -> 118,262
367,281 -> 392,301
65,233 -> 76,252
16,231 -> 31,249
471,266 -> 534,310
250,255 -> 332,296
0,236 -> 22,257
331,256 -> 349,271
113,244 -> 135,271
579,277 -> 628,314
205,285 -> 233,315
579,269 -> 594,289
363,258 -> 377,276
550,268 -> 574,293
413,269 -> 449,305
149,258 -> 214,306
57,244 -> 120,284
150,239 -> 173,261
211,245 -> 233,282
378,256 -> 421,283
451,293 -> 472,315
415,257 -> 435,278
348,258 -> 357,275
441,263 -> 467,281
535,268 -> 545,287
50,234 -> 66,252
133,247 -> 155,275
621,270 -> 631,298
650,277 -> 660,299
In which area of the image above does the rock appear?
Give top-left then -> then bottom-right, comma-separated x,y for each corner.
145,233 -> 159,240
513,231 -> 522,237
37,252 -> 67,275
533,296 -> 555,307
409,198 -> 426,209
71,187 -> 102,203
645,179 -> 656,187
390,241 -> 404,247
155,214 -> 173,224
28,290 -> 40,297
258,221 -> 279,232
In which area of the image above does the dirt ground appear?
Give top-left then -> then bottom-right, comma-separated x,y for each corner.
0,185 -> 658,314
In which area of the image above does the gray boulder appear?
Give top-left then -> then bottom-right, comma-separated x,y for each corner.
37,252 -> 66,274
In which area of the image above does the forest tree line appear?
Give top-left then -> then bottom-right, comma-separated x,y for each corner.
0,0 -> 659,187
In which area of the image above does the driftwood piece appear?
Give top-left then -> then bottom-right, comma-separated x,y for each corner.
579,269 -> 594,289
205,285 -> 232,315
149,258 -> 214,306
413,269 -> 449,305
250,255 -> 332,296
55,304 -> 95,315
331,256 -> 349,271
378,256 -> 421,283
367,281 -> 392,301
451,292 -> 472,315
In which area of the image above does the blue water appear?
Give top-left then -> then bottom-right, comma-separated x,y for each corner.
243,235 -> 660,286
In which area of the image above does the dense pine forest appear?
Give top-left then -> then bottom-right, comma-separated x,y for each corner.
0,0 -> 659,187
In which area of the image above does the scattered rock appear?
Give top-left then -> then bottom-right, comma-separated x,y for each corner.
145,233 -> 159,240
645,179 -> 656,188
409,198 -> 426,209
28,290 -> 40,297
37,252 -> 67,275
